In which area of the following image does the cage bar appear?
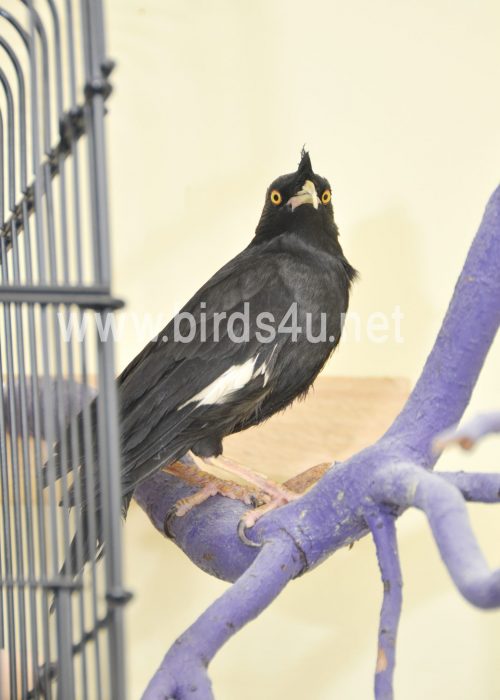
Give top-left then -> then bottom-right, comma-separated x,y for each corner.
0,2 -> 127,698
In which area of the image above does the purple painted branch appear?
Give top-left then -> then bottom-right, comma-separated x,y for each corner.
384,190 -> 500,462
371,463 -> 500,608
141,533 -> 302,700
134,468 -> 259,581
366,510 -> 402,700
438,471 -> 500,502
434,411 -> 500,451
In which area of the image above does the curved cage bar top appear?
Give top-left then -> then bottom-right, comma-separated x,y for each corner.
0,2 -> 127,699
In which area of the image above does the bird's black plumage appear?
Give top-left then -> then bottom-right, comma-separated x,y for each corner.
51,150 -> 357,572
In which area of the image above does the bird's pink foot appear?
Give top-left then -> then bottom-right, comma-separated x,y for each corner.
240,486 -> 300,528
237,485 -> 301,547
166,460 -> 267,516
171,454 -> 331,544
184,453 -> 305,542
197,454 -> 300,501
235,463 -> 336,545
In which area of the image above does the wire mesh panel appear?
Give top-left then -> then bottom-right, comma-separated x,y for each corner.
0,1 -> 127,698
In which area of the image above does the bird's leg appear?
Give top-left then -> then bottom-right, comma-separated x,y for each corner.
203,454 -> 301,504
166,457 -> 335,535
164,459 -> 267,516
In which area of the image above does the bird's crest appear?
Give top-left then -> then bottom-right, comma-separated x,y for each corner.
296,147 -> 314,184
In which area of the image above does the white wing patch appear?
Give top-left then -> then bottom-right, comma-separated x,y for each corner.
178,348 -> 276,410
261,344 -> 278,386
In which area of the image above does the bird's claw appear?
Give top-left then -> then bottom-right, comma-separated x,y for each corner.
249,494 -> 261,508
237,488 -> 302,547
237,519 -> 262,548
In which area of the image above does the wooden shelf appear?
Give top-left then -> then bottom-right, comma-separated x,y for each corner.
223,375 -> 410,481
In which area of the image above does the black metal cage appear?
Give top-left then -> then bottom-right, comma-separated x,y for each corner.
0,1 -> 126,698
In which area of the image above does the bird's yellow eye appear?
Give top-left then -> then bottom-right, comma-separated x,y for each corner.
270,189 -> 282,206
321,189 -> 332,205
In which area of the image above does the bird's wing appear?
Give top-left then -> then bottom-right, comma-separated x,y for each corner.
116,243 -> 301,490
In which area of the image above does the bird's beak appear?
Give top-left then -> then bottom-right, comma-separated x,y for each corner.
287,180 -> 319,212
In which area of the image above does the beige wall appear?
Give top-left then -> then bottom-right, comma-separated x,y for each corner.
105,1 -> 500,698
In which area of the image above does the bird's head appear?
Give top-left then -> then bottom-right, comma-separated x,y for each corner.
255,149 -> 337,241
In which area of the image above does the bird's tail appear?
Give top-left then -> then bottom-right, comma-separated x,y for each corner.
41,397 -> 112,611
58,487 -> 133,583
48,471 -> 105,614
62,494 -> 104,578
52,474 -> 133,595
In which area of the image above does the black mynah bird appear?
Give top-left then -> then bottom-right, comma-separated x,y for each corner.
50,149 -> 357,569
